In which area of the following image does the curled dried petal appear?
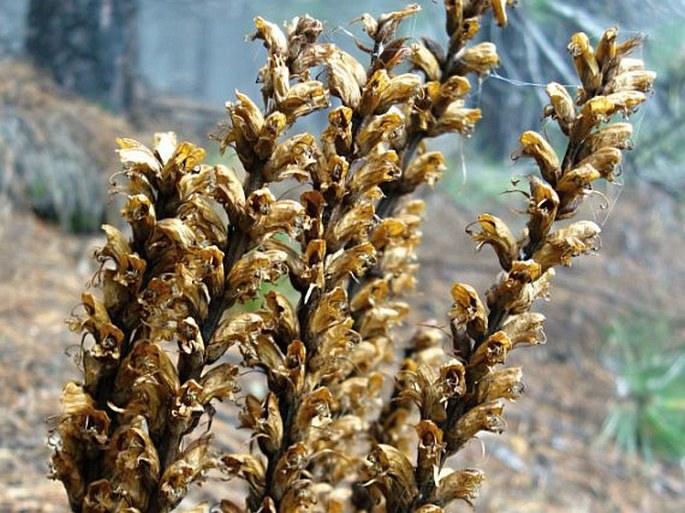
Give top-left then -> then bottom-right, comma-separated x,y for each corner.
608,69 -> 656,94
200,363 -> 240,404
103,417 -> 161,510
294,388 -> 333,439
403,151 -> 446,190
325,242 -> 377,285
116,137 -> 162,177
321,107 -> 353,158
433,101 -> 481,136
258,393 -> 284,457
466,214 -> 518,271
448,400 -> 506,451
545,82 -> 576,134
96,225 -> 146,290
526,176 -> 560,246
440,359 -> 467,399
457,42 -> 499,75
377,73 -> 422,112
357,110 -> 405,153
434,468 -> 484,506
251,16 -> 288,56
449,283 -> 488,342
221,454 -> 266,496
359,69 -> 391,117
206,312 -> 264,364
575,147 -> 622,182
476,367 -> 524,403
516,131 -> 561,186
122,193 -> 156,245
485,260 -> 544,315
362,444 -> 418,510
415,420 -> 445,487
278,80 -> 330,122
581,123 -> 633,157
595,27 -> 618,70
502,312 -> 547,347
438,75 -> 471,104
263,133 -> 319,182
469,331 -> 512,370
357,4 -> 421,45
226,250 -> 289,302
329,202 -> 376,251
533,220 -> 601,270
348,148 -> 401,197
159,437 -> 217,511
568,32 -> 601,96
411,42 -> 441,81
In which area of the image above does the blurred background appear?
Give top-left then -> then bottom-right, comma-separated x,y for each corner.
1,1 -> 683,511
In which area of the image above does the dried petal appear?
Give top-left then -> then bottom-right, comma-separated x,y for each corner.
502,312 -> 547,347
466,214 -> 518,271
278,80 -> 330,122
533,220 -> 601,270
415,420 -> 445,487
457,42 -> 499,75
568,32 -> 601,96
221,453 -> 266,496
403,151 -> 446,190
362,444 -> 418,510
159,437 -> 217,511
434,468 -> 484,506
377,73 -> 422,112
206,312 -> 264,364
491,0 -> 509,27
516,131 -> 561,186
263,133 -> 319,182
357,110 -> 405,153
200,363 -> 240,404
448,400 -> 506,451
433,101 -> 481,136
469,331 -> 512,370
102,417 -> 161,510
476,367 -> 524,402
545,82 -> 576,134
226,250 -> 288,302
526,176 -> 560,246
251,16 -> 288,56
411,42 -> 441,81
449,283 -> 488,343
325,242 -> 377,285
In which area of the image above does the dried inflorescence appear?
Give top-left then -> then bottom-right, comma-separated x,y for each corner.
49,2 -> 654,512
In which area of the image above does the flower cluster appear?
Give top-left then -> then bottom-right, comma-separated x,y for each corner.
49,2 -> 653,512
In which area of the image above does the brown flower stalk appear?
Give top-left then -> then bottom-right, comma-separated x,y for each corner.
49,2 -> 654,512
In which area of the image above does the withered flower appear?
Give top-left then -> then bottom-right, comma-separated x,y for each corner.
51,7 -> 654,513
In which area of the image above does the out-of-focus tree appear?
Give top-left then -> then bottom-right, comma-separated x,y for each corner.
24,0 -> 138,113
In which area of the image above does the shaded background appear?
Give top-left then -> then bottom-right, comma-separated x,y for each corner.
1,1 -> 683,511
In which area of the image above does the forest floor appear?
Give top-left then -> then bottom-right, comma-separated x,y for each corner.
1,180 -> 683,512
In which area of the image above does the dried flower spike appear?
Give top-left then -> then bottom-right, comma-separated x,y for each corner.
50,6 -> 653,513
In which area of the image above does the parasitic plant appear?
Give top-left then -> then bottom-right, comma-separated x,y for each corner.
49,2 -> 655,512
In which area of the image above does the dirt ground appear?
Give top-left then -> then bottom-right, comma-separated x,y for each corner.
1,180 -> 683,511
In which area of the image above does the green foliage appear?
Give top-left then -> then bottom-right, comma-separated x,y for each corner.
600,313 -> 685,462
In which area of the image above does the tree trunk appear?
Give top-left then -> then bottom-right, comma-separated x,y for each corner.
25,0 -> 138,113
